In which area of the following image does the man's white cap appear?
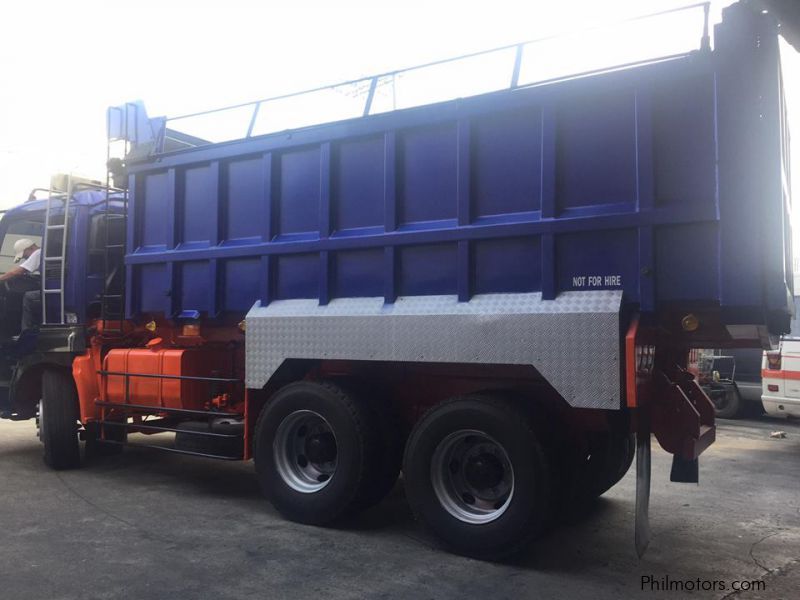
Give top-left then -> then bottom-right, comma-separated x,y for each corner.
13,238 -> 36,262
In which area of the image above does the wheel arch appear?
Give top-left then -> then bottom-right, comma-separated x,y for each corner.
8,355 -> 74,420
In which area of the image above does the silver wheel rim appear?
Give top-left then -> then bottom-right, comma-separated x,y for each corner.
274,410 -> 337,493
36,399 -> 44,442
431,429 -> 514,524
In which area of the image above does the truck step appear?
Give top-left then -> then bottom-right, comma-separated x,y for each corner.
95,416 -> 245,460
96,439 -> 243,461
95,400 -> 242,419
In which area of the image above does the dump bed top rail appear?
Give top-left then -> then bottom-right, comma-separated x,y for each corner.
111,3 -> 712,154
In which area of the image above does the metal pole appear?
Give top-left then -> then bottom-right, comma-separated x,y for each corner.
510,44 -> 524,88
700,2 -> 711,51
59,176 -> 70,323
363,77 -> 378,117
246,101 -> 261,138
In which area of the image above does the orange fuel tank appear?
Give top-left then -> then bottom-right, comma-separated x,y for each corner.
102,343 -> 233,411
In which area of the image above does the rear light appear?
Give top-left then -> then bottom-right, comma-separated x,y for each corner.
635,345 -> 655,374
182,323 -> 201,337
768,384 -> 779,392
766,352 -> 782,370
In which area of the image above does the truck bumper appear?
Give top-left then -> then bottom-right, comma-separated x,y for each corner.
761,395 -> 800,418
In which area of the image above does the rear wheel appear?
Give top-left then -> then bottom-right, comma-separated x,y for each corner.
403,396 -> 550,560
40,369 -> 81,470
580,431 -> 635,499
712,386 -> 743,419
254,381 -> 382,525
350,388 -> 404,511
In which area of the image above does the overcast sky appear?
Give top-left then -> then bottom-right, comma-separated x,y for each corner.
0,0 -> 797,215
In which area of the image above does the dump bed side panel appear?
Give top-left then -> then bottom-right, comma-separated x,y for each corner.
124,7 -> 791,341
126,60 -> 717,312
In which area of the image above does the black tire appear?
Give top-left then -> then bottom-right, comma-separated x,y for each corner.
581,431 -> 635,499
254,381 -> 381,525
175,419 -> 244,458
41,369 -> 81,470
403,396 -> 551,560
713,386 -> 743,419
349,389 -> 404,511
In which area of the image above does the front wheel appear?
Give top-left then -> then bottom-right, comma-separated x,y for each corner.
40,369 -> 81,470
403,396 -> 551,560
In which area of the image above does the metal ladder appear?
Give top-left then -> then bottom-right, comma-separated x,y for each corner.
98,184 -> 128,333
99,104 -> 134,334
41,178 -> 72,325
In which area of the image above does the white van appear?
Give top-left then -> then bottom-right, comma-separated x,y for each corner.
761,339 -> 800,418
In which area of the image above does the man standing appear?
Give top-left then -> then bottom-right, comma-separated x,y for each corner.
0,238 -> 42,331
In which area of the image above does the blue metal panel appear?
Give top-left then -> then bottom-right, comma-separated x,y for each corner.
398,124 -> 457,225
651,74 -> 716,208
473,237 -> 541,294
472,107 -> 542,218
225,158 -> 266,242
655,223 -> 719,301
116,6 -> 791,335
555,90 -> 637,212
715,4 -> 792,329
223,258 -> 261,311
181,165 -> 216,246
277,148 -> 320,237
333,136 -> 384,231
274,253 -> 319,300
333,248 -> 384,298
140,172 -> 169,248
398,243 -> 457,296
138,264 -> 168,312
179,261 -> 210,313
557,229 -> 639,299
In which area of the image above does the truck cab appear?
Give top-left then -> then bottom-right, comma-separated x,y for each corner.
0,184 -> 125,420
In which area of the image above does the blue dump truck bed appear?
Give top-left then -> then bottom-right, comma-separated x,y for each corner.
124,5 -> 792,343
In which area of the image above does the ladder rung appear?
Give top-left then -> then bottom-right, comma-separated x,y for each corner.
46,224 -> 65,230
105,244 -> 126,249
43,289 -> 62,294
44,256 -> 63,261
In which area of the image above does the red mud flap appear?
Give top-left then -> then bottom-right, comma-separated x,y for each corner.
652,366 -> 716,480
634,365 -> 716,557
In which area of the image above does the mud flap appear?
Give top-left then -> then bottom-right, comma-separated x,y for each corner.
635,428 -> 651,558
670,455 -> 699,483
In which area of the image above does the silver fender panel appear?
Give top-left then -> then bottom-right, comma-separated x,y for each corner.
245,291 -> 622,409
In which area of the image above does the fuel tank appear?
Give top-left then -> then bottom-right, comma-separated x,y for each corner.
102,343 -> 233,411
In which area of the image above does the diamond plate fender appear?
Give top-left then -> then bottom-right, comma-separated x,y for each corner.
245,291 -> 623,409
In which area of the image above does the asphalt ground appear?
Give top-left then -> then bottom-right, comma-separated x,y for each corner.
0,414 -> 798,599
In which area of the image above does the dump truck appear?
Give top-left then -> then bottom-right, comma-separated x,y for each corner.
0,3 -> 793,559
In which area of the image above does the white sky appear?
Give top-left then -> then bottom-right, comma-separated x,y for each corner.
0,0 -> 798,220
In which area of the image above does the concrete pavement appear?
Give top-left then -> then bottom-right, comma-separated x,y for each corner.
0,415 -> 798,599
